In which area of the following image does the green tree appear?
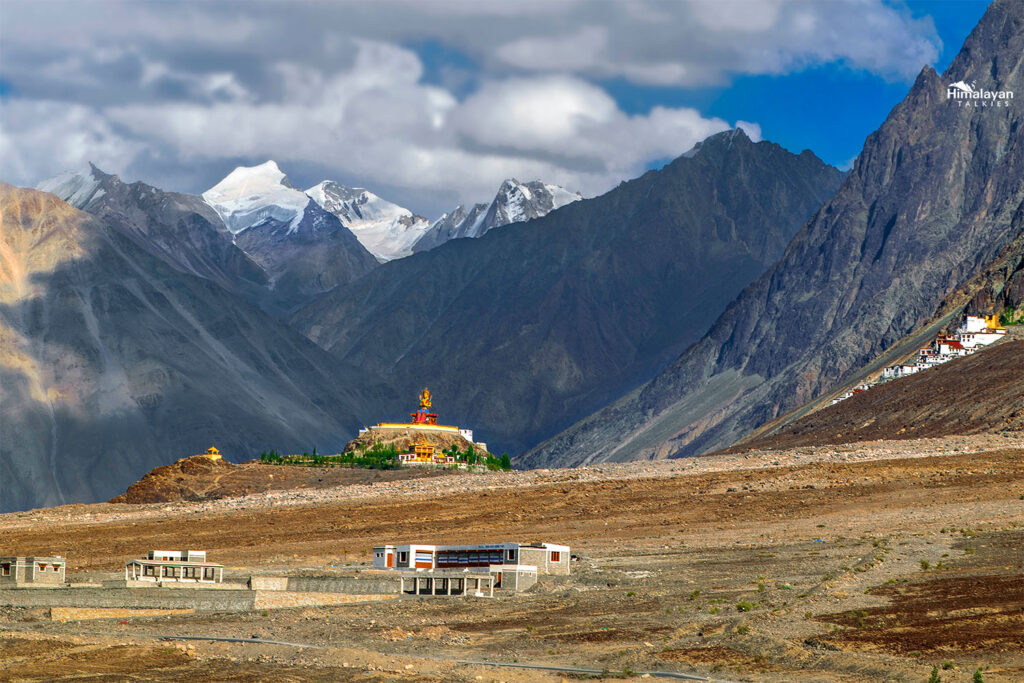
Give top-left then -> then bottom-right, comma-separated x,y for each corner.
500,453 -> 512,470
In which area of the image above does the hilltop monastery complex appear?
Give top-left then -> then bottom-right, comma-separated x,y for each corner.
832,315 -> 1008,405
351,388 -> 489,465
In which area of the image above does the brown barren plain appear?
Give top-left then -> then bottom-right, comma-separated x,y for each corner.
2,434 -> 1023,682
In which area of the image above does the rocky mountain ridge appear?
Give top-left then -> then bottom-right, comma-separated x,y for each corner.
292,128 -> 845,455
523,0 -> 1024,467
0,183 -> 383,512
39,164 -> 380,315
412,178 -> 581,253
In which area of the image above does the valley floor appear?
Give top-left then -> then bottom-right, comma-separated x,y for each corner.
2,433 -> 1023,682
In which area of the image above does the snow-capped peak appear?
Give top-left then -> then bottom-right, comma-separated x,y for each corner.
202,161 -> 310,235
682,127 -> 751,159
411,179 -> 581,254
488,178 -> 582,227
305,180 -> 429,261
36,164 -> 107,209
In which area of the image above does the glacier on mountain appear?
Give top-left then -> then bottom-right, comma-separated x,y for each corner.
202,161 -> 311,235
306,181 -> 429,261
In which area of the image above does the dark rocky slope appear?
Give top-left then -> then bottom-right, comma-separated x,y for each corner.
730,337 -> 1024,451
232,201 -> 379,312
524,0 -> 1024,467
0,184 -> 377,512
293,130 -> 843,454
40,165 -> 272,306
40,165 -> 379,315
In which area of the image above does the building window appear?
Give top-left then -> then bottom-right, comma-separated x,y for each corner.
550,552 -> 560,562
506,549 -> 516,562
398,551 -> 408,565
38,563 -> 46,572
1,564 -> 9,576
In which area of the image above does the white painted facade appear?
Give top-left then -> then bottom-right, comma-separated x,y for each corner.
373,541 -> 570,576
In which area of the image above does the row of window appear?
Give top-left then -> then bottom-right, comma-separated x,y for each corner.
387,548 -> 562,566
140,565 -> 217,579
0,563 -> 62,575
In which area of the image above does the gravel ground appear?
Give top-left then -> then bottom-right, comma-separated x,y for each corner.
3,432 -> 1020,533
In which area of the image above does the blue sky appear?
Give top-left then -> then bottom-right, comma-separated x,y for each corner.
411,1 -> 990,173
655,1 -> 990,169
0,1 -> 993,215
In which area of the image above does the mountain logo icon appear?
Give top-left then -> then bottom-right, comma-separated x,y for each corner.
947,79 -> 1013,108
948,80 -> 976,95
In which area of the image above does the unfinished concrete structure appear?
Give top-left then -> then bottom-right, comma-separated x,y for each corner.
399,570 -> 495,597
0,556 -> 66,587
125,550 -> 224,585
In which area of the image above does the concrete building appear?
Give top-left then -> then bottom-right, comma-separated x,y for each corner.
125,550 -> 224,585
373,541 -> 569,589
0,556 -> 66,587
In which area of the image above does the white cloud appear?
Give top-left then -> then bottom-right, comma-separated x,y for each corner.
496,26 -> 609,72
1,100 -> 145,185
452,76 -> 622,154
87,44 -> 736,207
734,121 -> 763,142
485,0 -> 939,86
0,0 -> 941,213
690,0 -> 784,33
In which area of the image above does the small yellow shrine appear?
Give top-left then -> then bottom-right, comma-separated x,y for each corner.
398,441 -> 456,466
199,446 -> 222,461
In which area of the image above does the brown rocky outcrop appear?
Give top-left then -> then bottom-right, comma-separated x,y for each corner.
343,427 -> 488,456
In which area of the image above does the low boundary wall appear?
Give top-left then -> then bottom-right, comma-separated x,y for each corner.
0,587 -> 395,612
0,587 -> 255,612
285,576 -> 401,594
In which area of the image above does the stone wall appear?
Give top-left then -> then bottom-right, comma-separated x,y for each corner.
1,584 -> 401,612
249,576 -> 289,591
253,592 -> 397,609
285,576 -> 401,594
0,587 -> 255,612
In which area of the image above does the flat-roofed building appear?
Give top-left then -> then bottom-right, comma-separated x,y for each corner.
125,550 -> 224,585
372,541 -> 570,585
0,556 -> 66,587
